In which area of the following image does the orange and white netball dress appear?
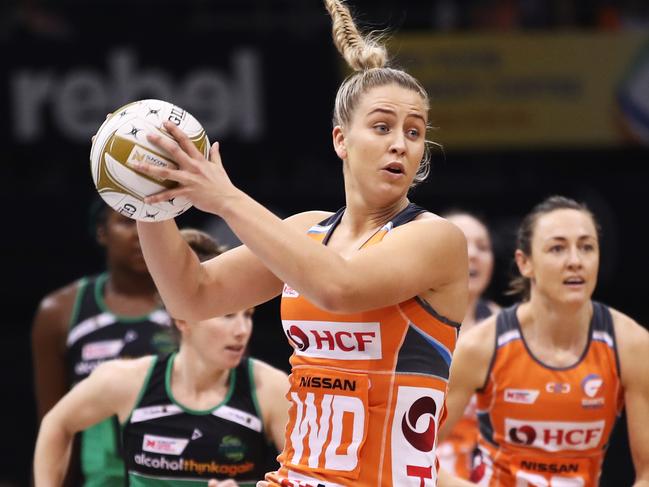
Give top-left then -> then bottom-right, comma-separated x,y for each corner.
267,204 -> 460,487
472,303 -> 623,487
437,300 -> 495,478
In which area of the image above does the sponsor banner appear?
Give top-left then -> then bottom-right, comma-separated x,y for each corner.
142,434 -> 189,456
504,389 -> 539,405
286,368 -> 369,477
392,32 -> 649,148
133,452 -> 255,476
511,454 -> 591,486
212,405 -> 262,433
81,339 -> 124,361
391,386 -> 445,486
505,419 -> 605,452
131,404 -> 184,423
282,320 -> 382,360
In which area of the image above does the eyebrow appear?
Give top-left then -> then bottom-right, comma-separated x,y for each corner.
367,107 -> 426,124
545,235 -> 597,242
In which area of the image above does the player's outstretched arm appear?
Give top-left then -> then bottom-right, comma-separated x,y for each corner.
33,358 -> 150,487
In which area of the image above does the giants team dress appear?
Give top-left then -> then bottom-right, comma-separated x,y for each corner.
66,273 -> 176,486
437,299 -> 495,479
122,354 -> 278,486
473,303 -> 623,487
270,204 -> 461,487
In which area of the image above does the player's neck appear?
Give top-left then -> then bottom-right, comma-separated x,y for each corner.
173,347 -> 230,399
107,269 -> 157,296
521,297 -> 592,348
341,195 -> 409,237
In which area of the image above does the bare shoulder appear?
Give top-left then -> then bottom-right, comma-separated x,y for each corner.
250,358 -> 290,393
406,212 -> 467,240
35,279 -> 80,316
284,210 -> 334,232
611,307 -> 649,348
449,314 -> 497,391
92,356 -> 154,383
32,279 -> 83,342
457,314 -> 497,358
610,307 -> 649,378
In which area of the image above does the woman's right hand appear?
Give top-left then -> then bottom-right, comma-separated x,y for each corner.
128,121 -> 238,217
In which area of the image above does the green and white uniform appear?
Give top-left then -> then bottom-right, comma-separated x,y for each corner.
66,273 -> 176,487
122,353 -> 279,486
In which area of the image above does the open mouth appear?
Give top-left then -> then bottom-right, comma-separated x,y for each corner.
563,277 -> 585,285
225,345 -> 244,353
383,162 -> 404,175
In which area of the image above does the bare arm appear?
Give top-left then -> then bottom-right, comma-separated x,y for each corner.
33,358 -> 150,487
613,310 -> 649,487
438,468 -> 478,486
134,124 -> 468,321
252,359 -> 290,452
439,317 -> 496,442
137,212 -> 324,321
31,284 -> 76,419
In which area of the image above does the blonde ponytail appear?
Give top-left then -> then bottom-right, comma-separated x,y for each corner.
323,0 -> 388,71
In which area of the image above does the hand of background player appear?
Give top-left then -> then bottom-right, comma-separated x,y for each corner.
129,120 -> 237,216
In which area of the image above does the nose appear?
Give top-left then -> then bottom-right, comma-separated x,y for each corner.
389,130 -> 407,156
467,241 -> 478,259
231,314 -> 251,338
566,246 -> 583,269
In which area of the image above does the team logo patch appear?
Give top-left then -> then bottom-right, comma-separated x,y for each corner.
581,374 -> 603,397
218,435 -> 246,462
504,419 -> 605,451
504,388 -> 540,404
282,320 -> 382,360
142,434 -> 189,455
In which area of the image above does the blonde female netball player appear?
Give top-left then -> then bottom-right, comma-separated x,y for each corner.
441,196 -> 649,486
127,1 -> 471,485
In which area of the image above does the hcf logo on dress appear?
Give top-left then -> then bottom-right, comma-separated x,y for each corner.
282,320 -> 382,360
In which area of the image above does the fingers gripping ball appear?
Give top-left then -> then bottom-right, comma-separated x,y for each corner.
90,99 -> 209,221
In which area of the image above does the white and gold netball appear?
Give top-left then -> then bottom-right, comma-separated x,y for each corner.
90,99 -> 209,221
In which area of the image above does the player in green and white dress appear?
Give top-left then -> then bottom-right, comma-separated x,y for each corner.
34,229 -> 289,486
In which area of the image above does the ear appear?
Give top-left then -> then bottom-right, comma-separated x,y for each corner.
514,249 -> 534,279
332,126 -> 347,160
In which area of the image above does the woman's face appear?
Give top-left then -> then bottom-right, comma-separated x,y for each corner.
520,209 -> 599,306
100,210 -> 149,274
183,308 -> 254,369
333,84 -> 427,204
447,214 -> 494,299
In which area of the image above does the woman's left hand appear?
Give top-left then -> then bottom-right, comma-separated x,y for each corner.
129,121 -> 238,215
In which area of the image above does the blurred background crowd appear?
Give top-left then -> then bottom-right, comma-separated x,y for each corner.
1,0 -> 647,485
